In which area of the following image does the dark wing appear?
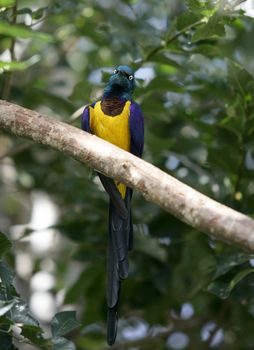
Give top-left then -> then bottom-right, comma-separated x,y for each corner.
129,102 -> 144,158
81,105 -> 91,133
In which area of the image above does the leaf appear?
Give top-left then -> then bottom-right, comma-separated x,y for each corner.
21,325 -> 48,346
147,76 -> 183,93
208,268 -> 254,299
16,7 -> 33,15
32,7 -> 47,20
51,311 -> 80,338
228,268 -> 254,291
185,0 -> 203,11
0,56 -> 40,72
0,232 -> 11,257
52,337 -> 76,350
176,11 -> 203,30
0,0 -> 15,7
8,299 -> 38,326
227,60 -> 254,96
0,300 -> 15,317
207,281 -> 231,299
213,252 -> 254,279
0,331 -> 18,350
0,261 -> 15,288
0,22 -> 52,42
151,53 -> 180,68
192,14 -> 225,42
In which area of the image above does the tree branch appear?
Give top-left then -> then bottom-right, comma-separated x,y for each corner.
1,99 -> 254,252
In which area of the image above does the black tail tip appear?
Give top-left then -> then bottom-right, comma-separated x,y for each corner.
107,307 -> 118,346
119,260 -> 129,280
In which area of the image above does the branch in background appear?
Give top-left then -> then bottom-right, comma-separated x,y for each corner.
1,99 -> 254,252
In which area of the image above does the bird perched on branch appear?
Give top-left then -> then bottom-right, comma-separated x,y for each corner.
81,66 -> 144,345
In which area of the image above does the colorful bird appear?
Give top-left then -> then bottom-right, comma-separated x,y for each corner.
81,65 -> 144,345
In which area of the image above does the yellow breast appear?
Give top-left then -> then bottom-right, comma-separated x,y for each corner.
89,100 -> 131,198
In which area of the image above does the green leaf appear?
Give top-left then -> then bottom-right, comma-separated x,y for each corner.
0,331 -> 18,350
228,60 -> 254,96
213,252 -> 253,279
185,0 -> 203,11
0,300 -> 15,317
208,268 -> 254,299
16,7 -> 33,15
147,75 -> 183,93
176,11 -> 203,30
0,22 -> 52,42
51,311 -> 80,338
0,261 -> 14,288
52,337 -> 76,350
8,299 -> 38,326
207,281 -> 231,299
21,325 -> 48,346
32,7 -> 47,20
0,232 -> 11,257
0,0 -> 14,7
151,53 -> 180,68
0,56 -> 40,72
192,14 -> 225,42
228,268 -> 254,291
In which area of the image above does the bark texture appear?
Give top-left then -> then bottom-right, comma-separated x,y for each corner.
1,99 -> 254,251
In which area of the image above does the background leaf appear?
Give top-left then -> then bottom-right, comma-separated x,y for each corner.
213,252 -> 254,279
52,337 -> 76,350
0,0 -> 15,7
208,268 -> 254,299
51,311 -> 80,338
0,300 -> 15,317
192,14 -> 225,41
0,22 -> 52,42
0,232 -> 11,257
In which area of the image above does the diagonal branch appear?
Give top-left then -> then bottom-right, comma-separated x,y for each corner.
1,99 -> 254,252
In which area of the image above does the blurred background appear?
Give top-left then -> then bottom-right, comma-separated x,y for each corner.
1,0 -> 254,349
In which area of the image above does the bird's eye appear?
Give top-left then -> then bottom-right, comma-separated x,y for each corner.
129,75 -> 133,80
114,69 -> 118,74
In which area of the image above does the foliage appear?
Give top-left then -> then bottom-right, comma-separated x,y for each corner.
1,0 -> 254,349
0,232 -> 79,349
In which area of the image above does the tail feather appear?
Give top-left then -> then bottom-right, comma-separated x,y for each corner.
98,174 -> 133,345
107,226 -> 121,308
107,307 -> 118,346
110,203 -> 129,280
106,189 -> 132,346
126,190 -> 134,252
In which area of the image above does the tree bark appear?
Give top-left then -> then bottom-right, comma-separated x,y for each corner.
1,99 -> 254,252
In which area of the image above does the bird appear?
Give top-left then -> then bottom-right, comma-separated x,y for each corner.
81,65 -> 144,346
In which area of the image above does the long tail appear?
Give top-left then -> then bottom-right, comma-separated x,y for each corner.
107,189 -> 133,345
97,174 -> 133,345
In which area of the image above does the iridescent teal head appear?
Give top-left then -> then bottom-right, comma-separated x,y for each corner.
103,65 -> 135,100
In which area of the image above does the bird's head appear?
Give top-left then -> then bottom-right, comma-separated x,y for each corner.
103,65 -> 135,99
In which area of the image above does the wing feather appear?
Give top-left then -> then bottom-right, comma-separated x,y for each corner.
129,102 -> 144,158
81,105 -> 91,133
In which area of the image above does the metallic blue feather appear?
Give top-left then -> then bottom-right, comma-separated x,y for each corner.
130,102 -> 144,158
81,106 -> 90,133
